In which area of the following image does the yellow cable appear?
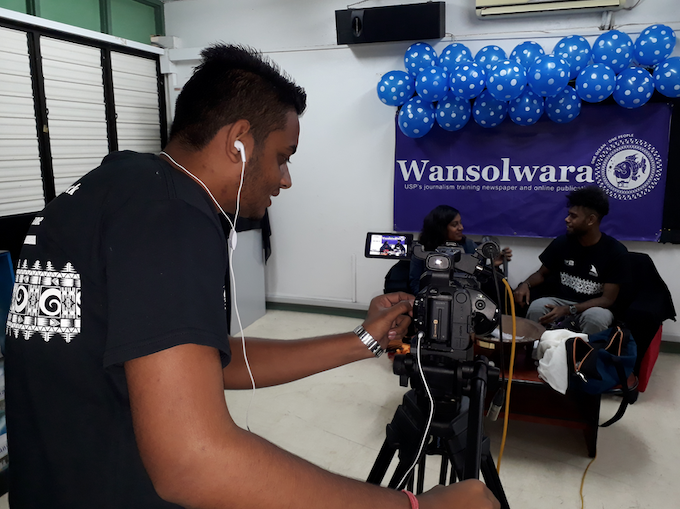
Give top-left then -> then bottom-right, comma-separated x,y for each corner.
496,278 -> 517,472
580,454 -> 597,509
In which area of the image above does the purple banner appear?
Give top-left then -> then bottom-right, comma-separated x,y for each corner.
394,103 -> 672,241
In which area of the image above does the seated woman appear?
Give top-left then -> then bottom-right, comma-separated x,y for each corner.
409,204 -> 512,295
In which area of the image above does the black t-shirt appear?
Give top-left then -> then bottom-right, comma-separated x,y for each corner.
5,151 -> 232,508
539,233 -> 629,303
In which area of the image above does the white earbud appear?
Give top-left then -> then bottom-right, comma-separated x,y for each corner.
234,140 -> 246,163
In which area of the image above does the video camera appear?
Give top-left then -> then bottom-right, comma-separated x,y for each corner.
408,239 -> 501,362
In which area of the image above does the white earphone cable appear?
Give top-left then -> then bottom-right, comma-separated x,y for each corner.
397,331 -> 435,489
159,151 -> 257,430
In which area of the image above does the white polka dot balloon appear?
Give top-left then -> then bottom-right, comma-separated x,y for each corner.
592,30 -> 633,74
510,41 -> 545,70
634,24 -> 676,67
398,96 -> 436,138
575,63 -> 616,103
653,56 -> 680,98
545,85 -> 582,124
376,70 -> 414,107
449,62 -> 486,100
474,45 -> 507,72
415,66 -> 449,102
527,55 -> 570,97
404,42 -> 438,77
509,88 -> 544,126
613,67 -> 654,108
436,95 -> 472,132
553,35 -> 592,80
487,59 -> 527,102
438,43 -> 473,72
473,89 -> 508,128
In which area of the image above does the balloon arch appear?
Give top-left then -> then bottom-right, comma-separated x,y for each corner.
376,25 -> 679,138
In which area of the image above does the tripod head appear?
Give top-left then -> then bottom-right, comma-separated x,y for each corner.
393,349 -> 500,408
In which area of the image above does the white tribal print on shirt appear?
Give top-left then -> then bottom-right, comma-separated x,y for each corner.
6,259 -> 82,343
559,271 -> 603,296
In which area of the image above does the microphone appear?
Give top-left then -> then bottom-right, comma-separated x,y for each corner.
479,236 -> 501,260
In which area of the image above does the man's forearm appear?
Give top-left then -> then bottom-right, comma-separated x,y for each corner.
159,422 -> 411,509
520,270 -> 545,289
224,333 -> 374,389
572,295 -> 615,313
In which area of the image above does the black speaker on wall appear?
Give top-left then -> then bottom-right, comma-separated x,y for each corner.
335,2 -> 445,45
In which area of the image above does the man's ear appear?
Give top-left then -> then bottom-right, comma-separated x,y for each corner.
226,119 -> 252,164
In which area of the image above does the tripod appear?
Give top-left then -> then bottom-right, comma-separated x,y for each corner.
367,355 -> 510,509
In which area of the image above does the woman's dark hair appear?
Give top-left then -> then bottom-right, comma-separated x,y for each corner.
418,205 -> 461,251
169,44 -> 307,150
566,186 -> 610,221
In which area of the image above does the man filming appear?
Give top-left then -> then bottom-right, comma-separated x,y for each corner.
514,186 -> 629,334
5,44 -> 499,509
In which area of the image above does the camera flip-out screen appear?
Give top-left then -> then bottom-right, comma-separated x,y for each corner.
364,232 -> 413,260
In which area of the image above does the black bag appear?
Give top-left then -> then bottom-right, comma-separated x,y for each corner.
565,325 -> 638,427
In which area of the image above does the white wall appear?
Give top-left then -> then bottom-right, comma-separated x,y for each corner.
164,0 -> 680,340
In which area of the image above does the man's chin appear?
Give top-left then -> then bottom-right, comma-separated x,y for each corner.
241,211 -> 266,221
240,206 -> 268,221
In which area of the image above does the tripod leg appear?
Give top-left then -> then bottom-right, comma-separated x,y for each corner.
480,439 -> 510,509
387,455 -> 417,490
439,452 -> 449,485
416,453 -> 426,494
367,439 -> 397,485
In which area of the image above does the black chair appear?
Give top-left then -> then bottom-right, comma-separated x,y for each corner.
383,259 -> 411,294
615,252 -> 676,379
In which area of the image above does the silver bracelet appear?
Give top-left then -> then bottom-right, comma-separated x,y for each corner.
353,325 -> 384,358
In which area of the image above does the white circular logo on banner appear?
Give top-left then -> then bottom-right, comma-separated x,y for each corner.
593,135 -> 663,200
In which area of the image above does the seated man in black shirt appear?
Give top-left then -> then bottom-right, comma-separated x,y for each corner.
513,186 -> 629,335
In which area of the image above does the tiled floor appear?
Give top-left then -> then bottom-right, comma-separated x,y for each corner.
2,309 -> 677,508
226,310 -> 680,509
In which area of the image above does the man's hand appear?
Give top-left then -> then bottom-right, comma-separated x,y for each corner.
418,481 -> 500,509
363,292 -> 414,349
539,304 -> 570,325
513,282 -> 530,307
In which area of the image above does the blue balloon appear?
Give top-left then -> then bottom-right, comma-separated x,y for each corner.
415,66 -> 449,102
436,95 -> 472,131
545,85 -> 582,123
510,41 -> 545,69
653,56 -> 680,98
398,97 -> 436,138
554,35 -> 592,80
487,60 -> 527,101
613,67 -> 654,108
634,24 -> 677,67
439,43 -> 473,72
404,42 -> 437,77
509,88 -> 544,126
527,55 -> 570,97
592,30 -> 633,74
473,89 -> 508,128
575,64 -> 616,103
449,62 -> 486,100
474,45 -> 507,72
377,70 -> 414,106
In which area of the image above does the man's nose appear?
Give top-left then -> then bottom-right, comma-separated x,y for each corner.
280,165 -> 292,189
